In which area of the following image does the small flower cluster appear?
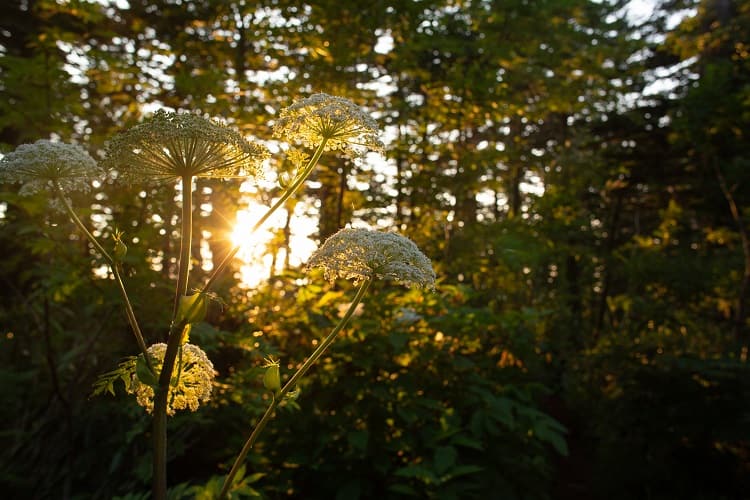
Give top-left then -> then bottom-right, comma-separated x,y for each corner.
130,343 -> 216,416
102,110 -> 269,182
306,228 -> 436,289
273,93 -> 384,157
0,139 -> 100,196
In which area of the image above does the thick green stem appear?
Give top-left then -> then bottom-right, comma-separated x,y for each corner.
218,278 -> 372,499
151,321 -> 188,500
153,175 -> 194,500
154,137 -> 327,497
54,186 -> 153,370
201,139 -> 328,294
173,175 -> 194,317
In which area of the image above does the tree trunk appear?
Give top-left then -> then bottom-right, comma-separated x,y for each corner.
593,191 -> 623,342
713,162 -> 749,344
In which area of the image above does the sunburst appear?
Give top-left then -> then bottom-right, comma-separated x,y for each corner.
230,201 -> 318,288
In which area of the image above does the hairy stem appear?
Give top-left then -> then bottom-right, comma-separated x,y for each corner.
153,175 -> 194,500
218,278 -> 372,499
173,175 -> 194,317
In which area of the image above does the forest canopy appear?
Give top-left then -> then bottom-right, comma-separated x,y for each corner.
1,0 -> 749,498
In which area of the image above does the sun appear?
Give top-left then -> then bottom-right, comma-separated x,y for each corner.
231,201 -> 319,289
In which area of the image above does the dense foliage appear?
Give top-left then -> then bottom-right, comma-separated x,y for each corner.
1,0 -> 749,498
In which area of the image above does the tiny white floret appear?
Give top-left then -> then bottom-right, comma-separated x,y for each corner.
130,343 -> 216,416
306,228 -> 435,289
0,139 -> 100,196
273,93 -> 384,158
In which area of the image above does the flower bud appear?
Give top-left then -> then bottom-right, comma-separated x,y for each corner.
263,358 -> 281,393
278,171 -> 292,188
114,239 -> 128,261
112,229 -> 127,261
285,386 -> 301,401
177,293 -> 208,324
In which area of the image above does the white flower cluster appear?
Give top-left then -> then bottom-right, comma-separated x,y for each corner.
0,139 -> 100,196
273,93 -> 384,157
306,228 -> 435,289
102,110 -> 269,183
130,343 -> 216,416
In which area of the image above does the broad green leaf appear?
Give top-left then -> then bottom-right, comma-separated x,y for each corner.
434,446 -> 457,476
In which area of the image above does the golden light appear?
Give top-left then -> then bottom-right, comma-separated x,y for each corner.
231,201 -> 319,289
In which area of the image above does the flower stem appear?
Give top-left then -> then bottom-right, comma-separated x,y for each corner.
54,185 -> 153,371
153,175 -> 195,500
150,320 -> 187,500
201,139 -> 328,294
112,264 -> 151,366
218,278 -> 372,499
173,175 -> 194,317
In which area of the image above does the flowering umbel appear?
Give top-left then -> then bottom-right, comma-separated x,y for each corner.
130,343 -> 216,416
306,228 -> 436,288
0,139 -> 100,196
102,110 -> 270,183
273,93 -> 384,157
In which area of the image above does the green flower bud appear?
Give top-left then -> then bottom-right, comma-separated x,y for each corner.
263,358 -> 281,393
285,386 -> 301,401
112,229 -> 127,261
114,239 -> 128,261
177,293 -> 208,324
135,354 -> 158,387
278,171 -> 292,188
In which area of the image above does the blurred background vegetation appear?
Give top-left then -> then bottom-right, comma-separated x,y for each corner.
1,0 -> 749,498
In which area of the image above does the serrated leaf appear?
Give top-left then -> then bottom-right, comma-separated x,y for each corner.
91,357 -> 136,398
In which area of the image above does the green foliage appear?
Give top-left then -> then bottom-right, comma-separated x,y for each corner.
214,275 -> 566,499
92,356 -> 137,397
188,466 -> 264,499
569,349 -> 750,499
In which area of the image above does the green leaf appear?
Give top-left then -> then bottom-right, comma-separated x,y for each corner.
488,396 -> 515,427
336,480 -> 361,500
445,465 -> 484,480
388,484 -> 420,496
347,429 -> 369,452
395,464 -> 438,483
533,419 -> 569,456
177,292 -> 208,324
434,446 -> 457,476
450,435 -> 484,451
90,357 -> 136,398
388,331 -> 409,351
